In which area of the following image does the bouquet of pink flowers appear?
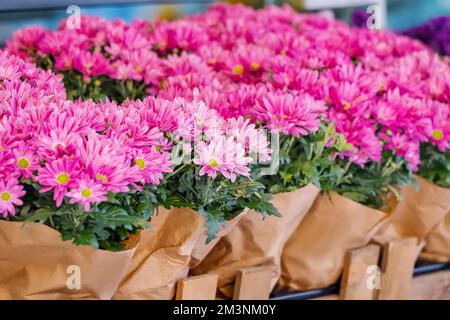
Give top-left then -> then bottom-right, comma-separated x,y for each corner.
0,49 -> 278,250
0,50 -> 173,250
3,2 -> 450,245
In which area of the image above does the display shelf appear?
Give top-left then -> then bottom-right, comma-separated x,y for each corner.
270,261 -> 450,300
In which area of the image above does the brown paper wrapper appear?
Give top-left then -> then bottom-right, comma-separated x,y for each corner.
113,207 -> 247,300
190,210 -> 248,269
279,191 -> 388,291
191,184 -> 320,298
0,220 -> 138,300
373,176 -> 450,247
420,213 -> 450,262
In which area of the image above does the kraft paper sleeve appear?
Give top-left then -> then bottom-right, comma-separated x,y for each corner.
191,184 -> 320,298
373,176 -> 450,248
113,207 -> 247,299
0,220 -> 138,300
279,191 -> 388,291
421,213 -> 450,262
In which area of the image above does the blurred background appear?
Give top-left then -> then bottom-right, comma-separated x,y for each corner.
0,0 -> 449,43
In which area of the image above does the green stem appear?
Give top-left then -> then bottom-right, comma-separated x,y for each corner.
164,164 -> 188,180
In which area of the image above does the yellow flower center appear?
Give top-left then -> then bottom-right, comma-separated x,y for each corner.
280,50 -> 287,56
65,61 -> 72,69
52,142 -> 66,150
96,173 -> 108,183
232,64 -> 244,75
155,145 -> 162,151
281,114 -> 288,119
136,158 -> 146,170
207,58 -> 216,65
56,173 -> 70,184
81,188 -> 92,198
208,159 -> 220,168
0,145 -> 4,151
1,192 -> 11,202
341,100 -> 351,110
18,158 -> 30,169
94,79 -> 101,87
135,66 -> 143,74
432,129 -> 444,141
251,62 -> 260,71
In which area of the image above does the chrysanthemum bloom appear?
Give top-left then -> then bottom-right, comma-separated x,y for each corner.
88,160 -> 137,194
5,26 -> 46,59
0,179 -> 25,217
134,149 -> 173,185
384,133 -> 420,171
37,157 -> 80,207
13,142 -> 39,178
0,148 -> 17,179
253,92 -> 326,137
426,100 -> 450,152
72,50 -> 112,80
0,56 -> 21,81
76,134 -> 139,193
175,97 -> 225,142
67,179 -> 107,212
139,97 -> 180,133
194,135 -> 251,182
329,82 -> 370,117
36,126 -> 82,160
226,117 -> 272,163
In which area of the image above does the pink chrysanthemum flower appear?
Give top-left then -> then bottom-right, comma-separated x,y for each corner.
13,142 -> 39,178
0,150 -> 17,180
329,82 -> 370,117
194,135 -> 252,182
67,179 -> 107,212
226,117 -> 272,163
6,26 -> 46,59
384,133 -> 420,171
37,157 -> 80,207
0,179 -> 25,217
134,149 -> 173,185
175,97 -> 225,141
37,127 -> 81,160
253,92 -> 326,137
77,134 -> 139,193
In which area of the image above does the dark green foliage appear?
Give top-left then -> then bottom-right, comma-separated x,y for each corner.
418,144 -> 450,188
13,183 -> 158,251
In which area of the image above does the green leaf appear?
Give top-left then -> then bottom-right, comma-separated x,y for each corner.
23,208 -> 57,225
107,192 -> 121,205
199,208 -> 226,243
341,192 -> 368,203
244,196 -> 281,218
72,231 -> 99,249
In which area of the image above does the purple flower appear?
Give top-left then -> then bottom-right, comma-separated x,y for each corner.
351,9 -> 371,29
403,16 -> 450,56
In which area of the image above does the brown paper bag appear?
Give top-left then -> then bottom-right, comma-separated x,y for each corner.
0,220 -> 138,300
191,184 -> 320,298
420,213 -> 450,262
373,176 -> 450,247
190,210 -> 248,269
113,207 -> 247,299
279,191 -> 388,291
